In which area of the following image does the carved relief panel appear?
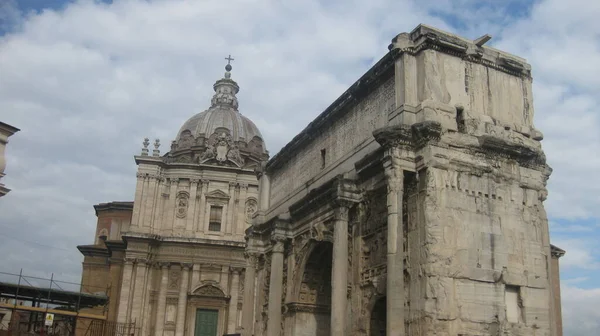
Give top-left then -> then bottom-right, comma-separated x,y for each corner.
245,198 -> 257,223
360,189 -> 388,285
176,191 -> 190,219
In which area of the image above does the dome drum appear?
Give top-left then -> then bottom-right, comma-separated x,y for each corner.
167,128 -> 268,169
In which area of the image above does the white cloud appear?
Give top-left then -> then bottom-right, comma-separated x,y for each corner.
561,284 -> 600,336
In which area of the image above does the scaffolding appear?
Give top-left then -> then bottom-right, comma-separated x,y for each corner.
0,270 -> 137,336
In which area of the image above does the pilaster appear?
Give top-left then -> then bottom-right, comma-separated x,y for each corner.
155,262 -> 170,336
226,182 -> 237,234
199,179 -> 209,232
117,257 -> 135,324
187,179 -> 199,232
175,263 -> 191,336
227,267 -> 242,333
236,183 -> 248,236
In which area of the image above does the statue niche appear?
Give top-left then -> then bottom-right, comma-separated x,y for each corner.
200,130 -> 244,167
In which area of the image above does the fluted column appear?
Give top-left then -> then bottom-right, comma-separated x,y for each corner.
155,262 -> 170,336
242,253 -> 258,336
227,268 -> 242,333
187,179 -> 199,232
199,179 -> 209,232
384,155 -> 405,336
267,236 -> 286,336
235,184 -> 248,235
175,264 -> 191,336
117,258 -> 135,324
131,258 -> 148,324
331,202 -> 350,336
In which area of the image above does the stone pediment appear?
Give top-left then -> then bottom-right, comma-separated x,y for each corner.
205,189 -> 230,200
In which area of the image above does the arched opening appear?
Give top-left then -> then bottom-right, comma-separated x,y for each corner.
370,296 -> 386,336
290,242 -> 332,336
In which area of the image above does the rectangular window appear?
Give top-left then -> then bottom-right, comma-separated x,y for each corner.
320,149 -> 326,169
209,206 -> 223,232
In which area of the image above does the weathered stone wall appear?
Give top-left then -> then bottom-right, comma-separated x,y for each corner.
268,75 -> 395,208
412,50 -> 534,130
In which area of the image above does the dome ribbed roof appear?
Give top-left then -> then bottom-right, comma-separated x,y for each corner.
168,62 -> 268,168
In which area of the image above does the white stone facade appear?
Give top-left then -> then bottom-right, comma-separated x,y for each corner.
113,63 -> 267,336
0,121 -> 20,198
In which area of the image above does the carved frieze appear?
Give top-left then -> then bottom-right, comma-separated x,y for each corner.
168,269 -> 180,290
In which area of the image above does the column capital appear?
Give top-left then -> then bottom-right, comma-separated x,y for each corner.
157,261 -> 171,269
124,257 -> 136,265
181,263 -> 193,270
230,266 -> 244,274
229,181 -> 237,188
244,251 -> 261,265
190,178 -> 200,185
271,234 -> 287,253
238,182 -> 249,190
170,177 -> 180,184
201,179 -> 210,186
135,257 -> 149,265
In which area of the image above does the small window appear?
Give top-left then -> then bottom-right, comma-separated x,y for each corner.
209,206 -> 223,231
456,107 -> 466,133
320,149 -> 326,169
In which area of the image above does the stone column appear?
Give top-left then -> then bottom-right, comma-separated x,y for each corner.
155,262 -> 170,336
227,268 -> 241,334
266,236 -> 286,336
191,264 -> 201,289
187,179 -> 199,232
235,183 -> 248,235
226,182 -> 237,234
241,253 -> 258,336
130,258 -> 148,324
199,179 -> 209,232
117,258 -> 135,324
384,153 -> 405,336
175,264 -> 191,336
331,202 -> 350,336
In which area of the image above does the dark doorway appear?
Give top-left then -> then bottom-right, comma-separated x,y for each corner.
370,296 -> 386,336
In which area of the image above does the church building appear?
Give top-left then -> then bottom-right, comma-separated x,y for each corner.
78,24 -> 565,336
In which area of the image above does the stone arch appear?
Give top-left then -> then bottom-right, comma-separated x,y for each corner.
191,282 -> 228,298
294,241 -> 332,306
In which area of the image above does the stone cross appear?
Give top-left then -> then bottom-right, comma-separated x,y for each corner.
225,54 -> 234,65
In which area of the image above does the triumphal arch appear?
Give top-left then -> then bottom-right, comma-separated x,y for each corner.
242,24 -> 563,336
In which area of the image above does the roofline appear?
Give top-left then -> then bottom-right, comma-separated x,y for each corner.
93,201 -> 134,216
550,244 -> 566,258
266,49 -> 398,172
0,121 -> 20,135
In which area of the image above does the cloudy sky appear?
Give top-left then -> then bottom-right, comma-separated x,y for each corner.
0,0 -> 599,334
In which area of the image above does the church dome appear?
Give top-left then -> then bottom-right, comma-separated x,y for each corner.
167,60 -> 269,169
